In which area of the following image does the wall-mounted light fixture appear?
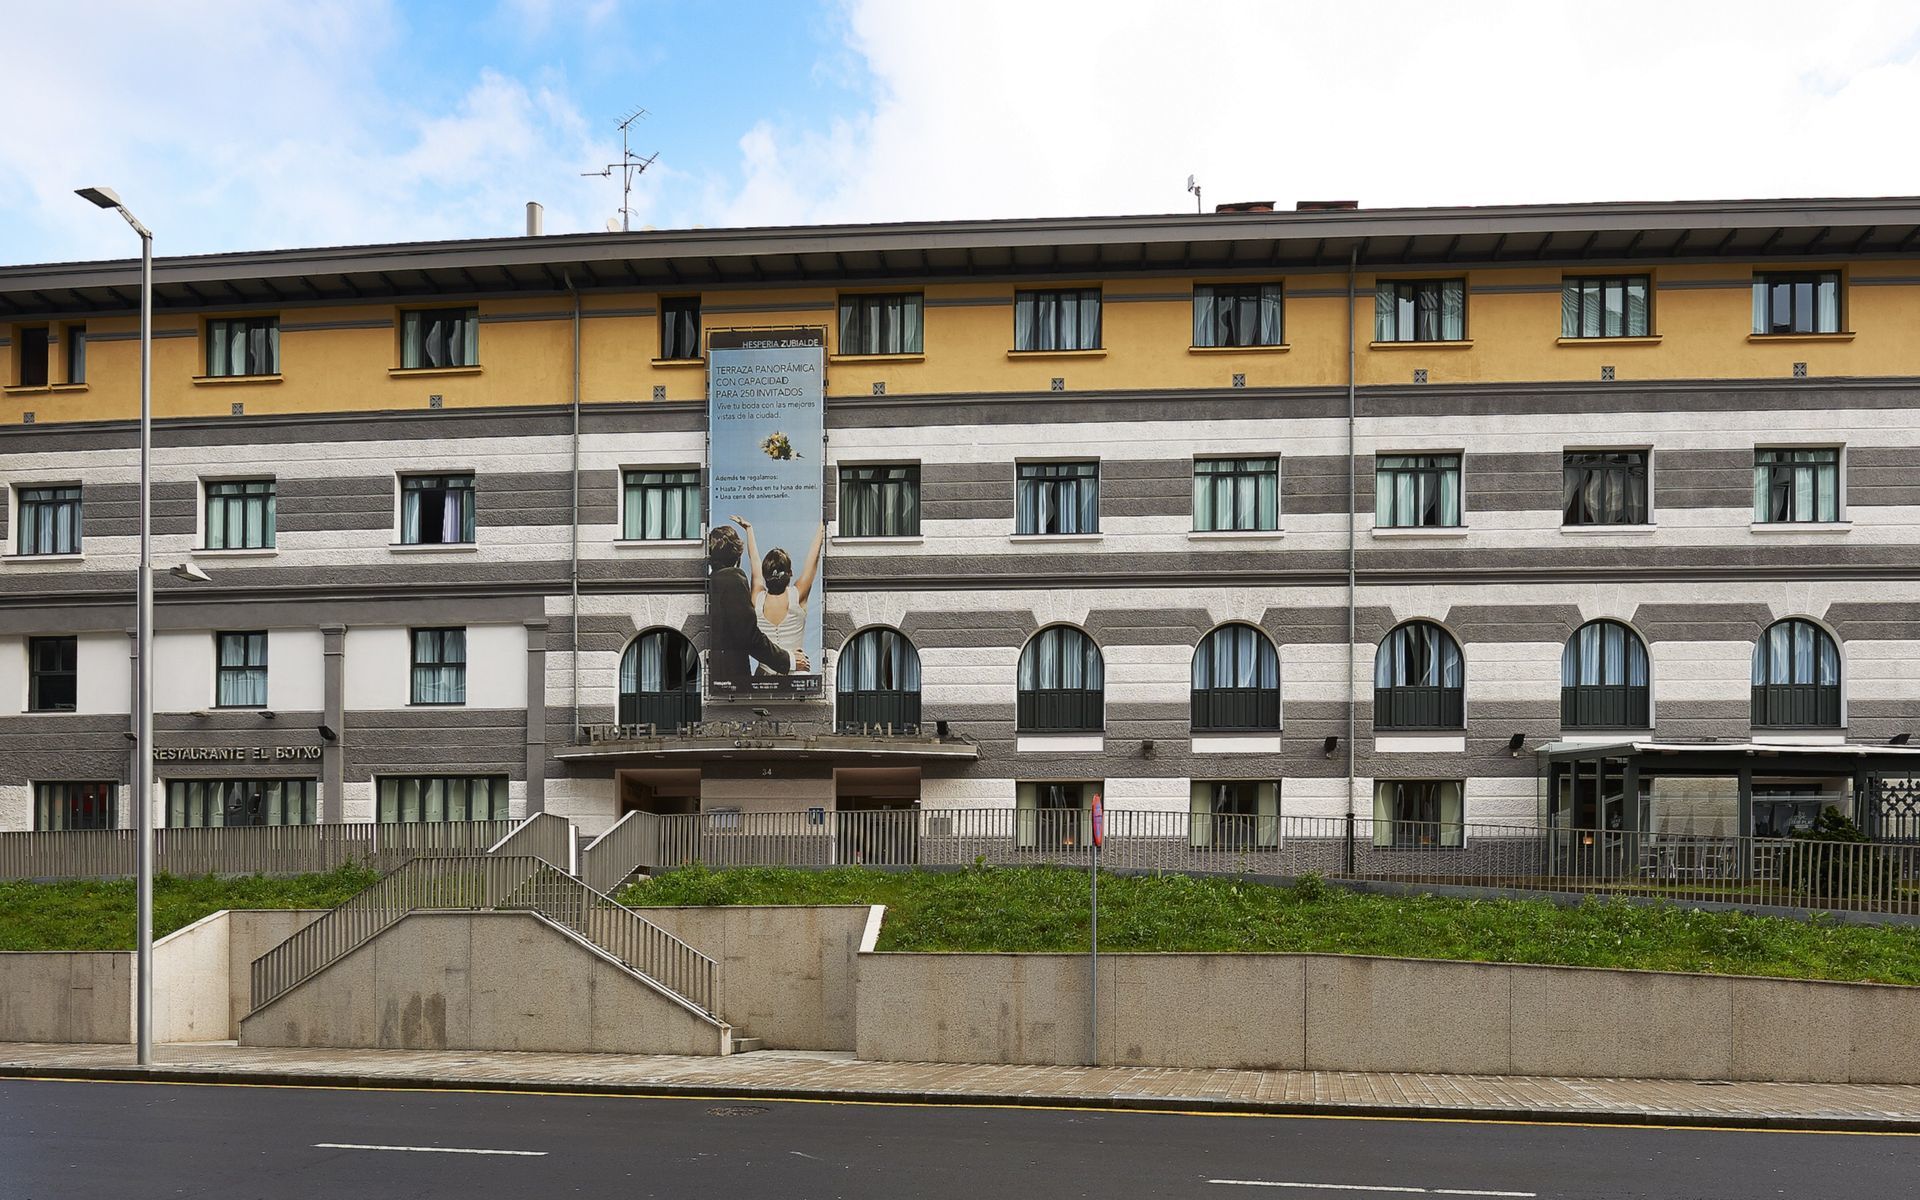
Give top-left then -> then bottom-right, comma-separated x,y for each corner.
318,723 -> 338,742
1508,732 -> 1527,756
1323,734 -> 1339,757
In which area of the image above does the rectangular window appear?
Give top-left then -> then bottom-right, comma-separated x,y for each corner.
1013,288 -> 1101,351
215,631 -> 269,708
64,324 -> 86,385
34,781 -> 114,831
1752,272 -> 1841,335
838,464 -> 921,537
1016,461 -> 1099,535
1374,454 -> 1462,528
377,774 -> 508,822
1372,780 -> 1464,849
1374,280 -> 1466,342
1562,451 -> 1649,526
1014,780 -> 1094,850
399,474 -> 476,544
204,479 -> 276,549
1192,284 -> 1284,348
410,627 -> 467,705
1561,276 -> 1651,338
838,293 -> 924,355
401,307 -> 479,368
205,317 -> 280,377
622,468 -> 702,540
660,296 -> 701,360
16,326 -> 49,387
27,635 -> 77,712
1188,779 -> 1280,849
1193,457 -> 1279,532
16,485 -> 82,555
1754,448 -> 1841,523
166,779 -> 315,828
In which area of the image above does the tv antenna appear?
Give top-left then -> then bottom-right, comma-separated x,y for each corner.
582,106 -> 659,233
1186,174 -> 1202,214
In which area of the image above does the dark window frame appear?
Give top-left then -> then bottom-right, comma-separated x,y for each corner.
376,774 -> 508,822
1373,621 -> 1465,732
63,323 -> 86,385
214,630 -> 269,709
204,316 -> 281,377
837,292 -> 925,356
1560,620 -> 1651,730
621,468 -> 702,540
399,306 -> 479,369
659,296 -> 701,361
204,478 -> 277,549
1190,623 -> 1281,733
1012,288 -> 1102,352
16,484 -> 82,555
165,778 -> 316,828
1752,618 -> 1842,730
1374,453 -> 1462,529
1192,283 -> 1285,348
1374,279 -> 1467,343
1560,276 -> 1652,339
838,464 -> 921,538
34,781 -> 115,831
399,473 -> 477,545
16,325 -> 49,387
836,627 -> 923,730
1562,450 -> 1650,526
1752,271 -> 1843,335
1016,625 -> 1104,733
1015,460 -> 1100,535
618,628 -> 702,729
1192,457 -> 1279,532
409,627 -> 468,706
1754,447 -> 1841,524
1373,779 -> 1465,849
27,635 -> 78,713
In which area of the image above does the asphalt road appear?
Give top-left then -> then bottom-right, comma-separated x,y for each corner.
1,1077 -> 1916,1199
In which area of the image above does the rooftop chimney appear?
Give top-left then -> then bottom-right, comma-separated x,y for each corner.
1296,200 -> 1360,212
525,201 -> 544,236
1213,200 -> 1276,214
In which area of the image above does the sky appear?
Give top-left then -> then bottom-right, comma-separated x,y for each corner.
4,0 -> 1920,265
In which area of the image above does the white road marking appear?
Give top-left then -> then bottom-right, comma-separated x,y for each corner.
314,1142 -> 547,1157
1208,1181 -> 1534,1197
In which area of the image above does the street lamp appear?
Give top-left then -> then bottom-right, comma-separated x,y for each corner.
76,186 -> 156,1067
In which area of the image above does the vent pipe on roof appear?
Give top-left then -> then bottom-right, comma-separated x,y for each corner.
526,202 -> 544,236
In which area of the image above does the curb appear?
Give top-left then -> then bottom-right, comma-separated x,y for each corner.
4,1062 -> 1918,1134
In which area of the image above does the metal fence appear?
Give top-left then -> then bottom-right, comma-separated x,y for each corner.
580,810 -> 661,894
486,812 -> 576,873
250,854 -> 714,1017
0,819 -> 519,882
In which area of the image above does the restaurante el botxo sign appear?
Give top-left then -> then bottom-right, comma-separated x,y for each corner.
152,745 -> 323,763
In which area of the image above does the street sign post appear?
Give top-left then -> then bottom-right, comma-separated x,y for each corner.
1089,791 -> 1103,1066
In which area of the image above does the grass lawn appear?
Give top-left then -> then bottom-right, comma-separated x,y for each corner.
0,866 -> 380,952
620,864 -> 1920,986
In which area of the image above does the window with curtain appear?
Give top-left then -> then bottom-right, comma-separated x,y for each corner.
1561,277 -> 1651,338
1017,626 -> 1104,732
1753,448 -> 1840,523
836,627 -> 922,729
205,479 -> 276,549
17,484 -> 82,555
205,316 -> 280,377
1373,279 -> 1466,342
400,474 -> 476,544
1192,457 -> 1279,532
410,627 -> 467,705
1752,272 -> 1841,335
1189,780 -> 1279,849
618,629 -> 701,729
1374,454 -> 1461,528
64,324 -> 86,384
33,781 -> 114,831
622,469 -> 701,540
214,631 -> 269,708
1013,288 -> 1102,351
1563,450 -> 1648,526
838,293 -> 924,355
838,464 -> 920,538
401,307 -> 479,368
1561,621 -> 1650,729
1015,780 -> 1094,850
660,296 -> 701,360
1752,618 -> 1842,729
1190,624 -> 1280,732
1192,284 -> 1284,347
376,775 -> 508,822
27,636 -> 77,712
165,779 -> 316,827
15,326 -> 48,387
1016,461 -> 1099,534
1373,622 -> 1465,731
1372,780 -> 1464,849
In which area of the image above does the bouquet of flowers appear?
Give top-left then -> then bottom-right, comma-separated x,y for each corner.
761,432 -> 798,460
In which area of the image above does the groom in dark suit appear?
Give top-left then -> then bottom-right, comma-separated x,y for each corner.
706,525 -> 806,692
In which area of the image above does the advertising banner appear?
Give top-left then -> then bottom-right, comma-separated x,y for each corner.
704,328 -> 826,701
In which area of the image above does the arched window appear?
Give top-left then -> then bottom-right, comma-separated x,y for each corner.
836,627 -> 922,729
1560,621 -> 1650,729
618,629 -> 700,730
1373,622 -> 1464,731
1017,626 -> 1104,733
1753,619 -> 1841,729
1190,624 -> 1280,732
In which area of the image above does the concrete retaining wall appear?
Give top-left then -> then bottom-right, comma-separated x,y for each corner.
225,910 -> 327,1037
854,951 -> 1920,1084
239,911 -> 728,1056
637,904 -> 878,1050
0,953 -> 133,1044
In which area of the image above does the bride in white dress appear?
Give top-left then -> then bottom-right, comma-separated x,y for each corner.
734,517 -> 825,674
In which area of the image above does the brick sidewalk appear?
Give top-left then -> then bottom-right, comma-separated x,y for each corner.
6,1041 -> 1920,1131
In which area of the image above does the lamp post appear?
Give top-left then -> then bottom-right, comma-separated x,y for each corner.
76,186 -> 155,1066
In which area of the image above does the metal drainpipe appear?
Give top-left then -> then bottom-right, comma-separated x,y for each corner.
565,271 -> 582,737
1346,248 -> 1359,853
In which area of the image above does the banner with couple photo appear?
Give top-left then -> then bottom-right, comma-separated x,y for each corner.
704,327 -> 826,701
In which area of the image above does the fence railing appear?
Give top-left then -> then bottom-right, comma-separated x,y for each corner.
0,819 -> 518,883
250,854 -> 715,1017
580,810 -> 661,894
487,812 -> 576,873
